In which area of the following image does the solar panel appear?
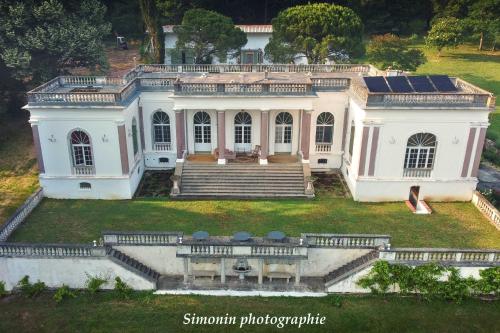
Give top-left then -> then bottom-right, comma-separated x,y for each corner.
386,76 -> 414,93
407,76 -> 436,92
429,75 -> 457,92
363,76 -> 391,92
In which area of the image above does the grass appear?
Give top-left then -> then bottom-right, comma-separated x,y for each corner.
0,292 -> 499,333
8,192 -> 500,248
0,116 -> 39,223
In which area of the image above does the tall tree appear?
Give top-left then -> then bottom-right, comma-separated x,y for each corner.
367,34 -> 426,71
0,0 -> 111,83
139,0 -> 164,63
425,17 -> 464,56
173,9 -> 247,64
265,3 -> 364,64
465,0 -> 499,50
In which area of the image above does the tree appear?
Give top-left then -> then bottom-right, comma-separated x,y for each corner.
465,0 -> 499,50
173,9 -> 247,64
0,0 -> 111,84
425,17 -> 464,56
264,3 -> 364,64
367,34 -> 426,71
139,0 -> 164,63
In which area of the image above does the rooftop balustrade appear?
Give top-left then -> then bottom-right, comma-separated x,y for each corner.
25,64 -> 494,109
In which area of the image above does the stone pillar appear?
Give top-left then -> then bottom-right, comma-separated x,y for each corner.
295,260 -> 301,286
117,123 -> 129,175
175,110 -> 186,161
138,105 -> 145,151
217,111 -> 226,165
220,258 -> 226,284
31,123 -> 45,174
300,110 -> 312,162
259,111 -> 269,165
183,257 -> 189,283
258,259 -> 263,284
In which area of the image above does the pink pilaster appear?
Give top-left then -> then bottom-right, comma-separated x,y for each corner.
175,110 -> 186,160
217,111 -> 226,163
260,111 -> 269,163
300,110 -> 312,161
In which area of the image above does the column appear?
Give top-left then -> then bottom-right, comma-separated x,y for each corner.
138,105 -> 145,151
117,122 -> 129,175
258,259 -> 263,284
183,257 -> 189,283
300,110 -> 312,163
259,111 -> 269,165
220,258 -> 226,284
217,111 -> 226,165
295,260 -> 301,286
175,110 -> 186,161
30,123 -> 45,174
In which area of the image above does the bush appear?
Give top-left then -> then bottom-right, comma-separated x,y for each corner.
85,274 -> 108,294
17,276 -> 46,298
357,262 -> 500,302
0,281 -> 7,297
114,277 -> 133,299
53,284 -> 77,303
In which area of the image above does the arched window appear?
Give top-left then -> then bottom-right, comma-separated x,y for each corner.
70,130 -> 93,167
152,111 -> 171,150
275,112 -> 293,144
132,118 -> 139,156
404,133 -> 437,169
315,112 -> 334,144
194,111 -> 211,144
234,112 -> 252,150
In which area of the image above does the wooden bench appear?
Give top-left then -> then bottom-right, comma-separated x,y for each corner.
192,270 -> 217,280
267,272 -> 292,283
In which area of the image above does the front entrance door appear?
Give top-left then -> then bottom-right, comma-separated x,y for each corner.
193,111 -> 211,152
234,112 -> 252,153
409,186 -> 420,208
274,112 -> 293,153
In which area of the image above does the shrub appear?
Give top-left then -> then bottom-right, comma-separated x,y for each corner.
53,284 -> 77,303
476,267 -> 500,296
85,274 -> 108,294
438,268 -> 472,303
0,281 -> 7,297
357,261 -> 393,294
114,277 -> 133,299
17,276 -> 46,298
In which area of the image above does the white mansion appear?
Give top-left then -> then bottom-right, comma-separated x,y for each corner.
24,62 -> 494,202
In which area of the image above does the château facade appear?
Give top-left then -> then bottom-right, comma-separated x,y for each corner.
24,63 -> 494,202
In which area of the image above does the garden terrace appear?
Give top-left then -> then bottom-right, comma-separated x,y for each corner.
7,196 -> 500,248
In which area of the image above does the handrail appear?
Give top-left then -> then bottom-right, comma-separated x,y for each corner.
0,243 -> 106,257
380,248 -> 500,265
102,231 -> 182,245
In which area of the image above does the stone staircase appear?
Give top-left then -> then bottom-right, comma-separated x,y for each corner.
324,250 -> 379,287
176,162 -> 307,198
106,247 -> 161,283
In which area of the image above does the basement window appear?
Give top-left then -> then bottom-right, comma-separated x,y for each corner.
318,159 -> 328,164
79,182 -> 91,190
159,157 -> 169,163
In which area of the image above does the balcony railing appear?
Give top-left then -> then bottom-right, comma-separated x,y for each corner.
403,168 -> 432,178
173,82 -> 312,96
153,142 -> 172,151
315,143 -> 332,153
73,166 -> 95,175
302,233 -> 391,248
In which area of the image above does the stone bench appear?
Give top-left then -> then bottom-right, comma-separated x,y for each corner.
267,272 -> 292,283
192,270 -> 217,280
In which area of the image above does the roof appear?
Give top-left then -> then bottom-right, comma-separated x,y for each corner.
163,24 -> 272,34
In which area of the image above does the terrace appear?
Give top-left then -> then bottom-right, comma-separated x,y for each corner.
26,63 -> 494,109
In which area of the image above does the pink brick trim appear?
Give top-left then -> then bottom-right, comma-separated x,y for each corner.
461,127 -> 477,177
358,127 -> 369,176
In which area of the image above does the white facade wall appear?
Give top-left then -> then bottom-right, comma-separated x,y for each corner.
0,257 -> 155,291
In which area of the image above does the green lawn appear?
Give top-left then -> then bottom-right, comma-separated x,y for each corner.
0,293 -> 499,333
9,193 -> 500,248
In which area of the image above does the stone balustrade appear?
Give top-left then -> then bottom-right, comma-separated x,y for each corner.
73,166 -> 95,175
0,188 -> 44,242
0,243 -> 105,257
153,142 -> 172,151
302,233 -> 391,248
380,248 -> 500,265
102,231 -> 182,245
176,236 -> 308,258
315,143 -> 332,153
472,191 -> 500,230
403,168 -> 432,178
173,82 -> 312,96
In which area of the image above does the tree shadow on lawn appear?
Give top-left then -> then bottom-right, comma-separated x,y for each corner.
445,52 -> 500,64
8,197 -> 500,249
